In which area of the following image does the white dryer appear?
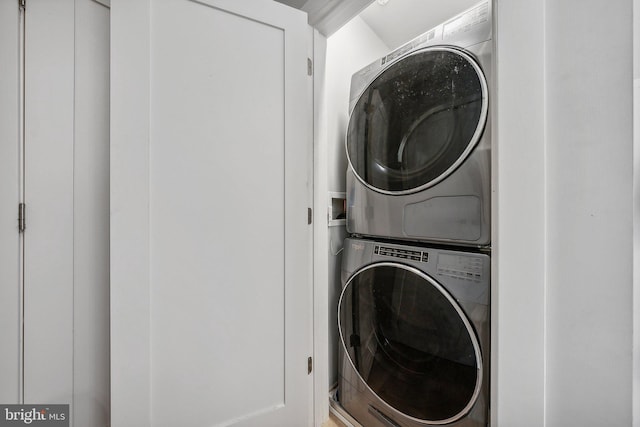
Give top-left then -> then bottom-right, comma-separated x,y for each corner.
346,1 -> 492,247
338,237 -> 490,427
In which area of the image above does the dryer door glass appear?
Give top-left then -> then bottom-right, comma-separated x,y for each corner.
346,48 -> 487,194
338,264 -> 482,423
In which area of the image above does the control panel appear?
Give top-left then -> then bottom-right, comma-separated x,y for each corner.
436,253 -> 484,282
374,245 -> 429,263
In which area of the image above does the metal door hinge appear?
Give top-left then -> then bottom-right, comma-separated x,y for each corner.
19,0 -> 25,11
18,203 -> 25,233
307,207 -> 312,225
307,58 -> 313,76
307,356 -> 312,374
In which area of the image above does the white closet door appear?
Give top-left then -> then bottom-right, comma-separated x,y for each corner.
111,1 -> 313,426
71,1 -> 111,425
23,1 -> 110,426
23,0 -> 75,406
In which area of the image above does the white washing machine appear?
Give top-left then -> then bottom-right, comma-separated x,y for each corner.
338,237 -> 490,427
346,1 -> 492,247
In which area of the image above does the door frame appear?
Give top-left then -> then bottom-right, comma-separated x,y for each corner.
0,0 -> 23,404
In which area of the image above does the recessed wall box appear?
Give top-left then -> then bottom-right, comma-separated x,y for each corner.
328,192 -> 346,226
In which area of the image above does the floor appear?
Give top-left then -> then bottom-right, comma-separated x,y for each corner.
321,413 -> 347,427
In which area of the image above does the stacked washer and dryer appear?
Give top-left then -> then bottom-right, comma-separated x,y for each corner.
337,2 -> 492,426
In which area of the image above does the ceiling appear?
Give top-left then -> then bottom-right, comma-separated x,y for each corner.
274,0 -> 479,46
273,0 -> 374,36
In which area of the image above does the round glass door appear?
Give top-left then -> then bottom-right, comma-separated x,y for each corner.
346,47 -> 487,194
338,263 -> 482,424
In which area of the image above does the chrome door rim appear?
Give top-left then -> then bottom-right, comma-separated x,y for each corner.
345,46 -> 489,196
338,262 -> 483,425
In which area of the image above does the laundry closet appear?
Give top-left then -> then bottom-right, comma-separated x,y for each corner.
309,0 -> 636,425
313,2 -> 491,426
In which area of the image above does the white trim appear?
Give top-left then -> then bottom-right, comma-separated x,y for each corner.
633,74 -> 640,427
312,28 -> 330,427
634,7 -> 640,426
0,0 -> 23,405
493,0 -> 547,424
91,0 -> 110,8
541,0 -> 548,424
303,0 -> 374,37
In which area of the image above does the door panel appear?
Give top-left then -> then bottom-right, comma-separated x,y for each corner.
0,0 -> 22,404
338,263 -> 482,423
346,48 -> 487,194
23,0 -> 75,405
73,1 -> 111,425
111,0 -> 312,426
150,0 -> 288,423
22,1 -> 110,426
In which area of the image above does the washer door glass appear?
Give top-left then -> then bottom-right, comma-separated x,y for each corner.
346,48 -> 487,194
338,263 -> 482,423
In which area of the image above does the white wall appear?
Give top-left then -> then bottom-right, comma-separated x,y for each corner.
545,1 -> 633,425
496,0 -> 635,425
